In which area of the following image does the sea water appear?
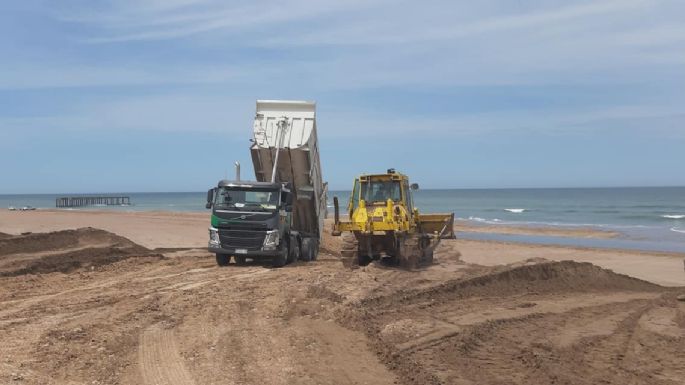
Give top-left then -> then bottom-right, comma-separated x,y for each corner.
2,187 -> 684,253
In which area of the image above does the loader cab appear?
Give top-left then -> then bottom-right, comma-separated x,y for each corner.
349,169 -> 417,213
361,179 -> 401,204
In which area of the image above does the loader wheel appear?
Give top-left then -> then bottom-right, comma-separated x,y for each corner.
216,254 -> 230,267
235,255 -> 247,265
340,233 -> 359,268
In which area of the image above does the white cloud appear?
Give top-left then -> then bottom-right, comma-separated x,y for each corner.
261,0 -> 652,46
1,0 -> 682,140
57,0 -> 380,43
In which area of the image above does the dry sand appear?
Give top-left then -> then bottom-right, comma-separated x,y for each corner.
1,210 -> 684,384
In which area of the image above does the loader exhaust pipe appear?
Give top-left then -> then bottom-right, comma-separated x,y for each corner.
332,196 -> 341,236
235,161 -> 241,181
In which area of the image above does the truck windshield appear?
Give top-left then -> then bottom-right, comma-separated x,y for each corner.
215,188 -> 279,211
361,181 -> 401,203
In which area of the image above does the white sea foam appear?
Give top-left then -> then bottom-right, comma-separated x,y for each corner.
504,208 -> 526,213
662,214 -> 685,219
671,227 -> 685,234
460,216 -> 654,230
467,216 -> 488,222
464,216 -> 504,225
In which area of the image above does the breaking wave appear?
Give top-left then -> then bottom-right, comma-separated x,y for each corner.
459,216 -> 651,230
662,214 -> 685,219
671,227 -> 685,234
504,208 -> 526,213
466,216 -> 504,224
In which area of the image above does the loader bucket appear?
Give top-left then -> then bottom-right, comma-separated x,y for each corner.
418,213 -> 456,239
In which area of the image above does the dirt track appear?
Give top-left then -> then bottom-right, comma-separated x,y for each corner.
1,228 -> 684,384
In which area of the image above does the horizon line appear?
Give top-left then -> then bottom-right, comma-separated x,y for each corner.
2,185 -> 685,196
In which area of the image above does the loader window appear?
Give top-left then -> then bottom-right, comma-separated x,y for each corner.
351,179 -> 360,210
403,181 -> 414,212
361,181 -> 401,203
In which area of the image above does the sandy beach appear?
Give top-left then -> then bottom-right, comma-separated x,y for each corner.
1,209 -> 684,384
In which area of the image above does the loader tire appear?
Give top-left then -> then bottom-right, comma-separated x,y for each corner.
340,233 -> 359,268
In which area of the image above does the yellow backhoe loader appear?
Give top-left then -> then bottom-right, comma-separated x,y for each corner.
332,169 -> 455,268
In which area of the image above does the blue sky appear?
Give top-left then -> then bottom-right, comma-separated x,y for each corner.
1,0 -> 684,193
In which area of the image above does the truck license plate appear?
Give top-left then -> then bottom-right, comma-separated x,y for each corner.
235,249 -> 247,254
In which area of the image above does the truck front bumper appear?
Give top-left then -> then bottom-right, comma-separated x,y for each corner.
208,245 -> 282,258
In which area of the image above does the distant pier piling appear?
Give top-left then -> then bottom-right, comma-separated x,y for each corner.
56,196 -> 131,208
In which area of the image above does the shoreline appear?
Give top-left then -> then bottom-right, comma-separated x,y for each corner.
1,210 -> 684,286
1,209 -> 684,257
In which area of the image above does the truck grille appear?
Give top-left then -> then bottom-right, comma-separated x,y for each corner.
218,228 -> 265,251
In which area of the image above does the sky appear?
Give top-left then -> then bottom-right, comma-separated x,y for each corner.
0,0 -> 684,193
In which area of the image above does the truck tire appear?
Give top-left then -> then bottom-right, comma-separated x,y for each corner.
300,238 -> 312,262
235,255 -> 247,265
287,236 -> 300,263
216,253 -> 230,267
272,239 -> 288,268
311,239 -> 319,261
301,238 -> 319,262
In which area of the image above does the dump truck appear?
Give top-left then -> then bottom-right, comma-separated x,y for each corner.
206,100 -> 327,267
332,169 -> 454,268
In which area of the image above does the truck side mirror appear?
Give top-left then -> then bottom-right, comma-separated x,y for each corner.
285,192 -> 293,206
410,183 -> 419,190
206,189 -> 214,209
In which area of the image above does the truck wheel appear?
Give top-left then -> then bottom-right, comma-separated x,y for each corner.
287,236 -> 299,263
311,239 -> 319,261
300,238 -> 311,262
235,255 -> 247,265
301,238 -> 318,262
216,254 -> 230,267
272,239 -> 288,268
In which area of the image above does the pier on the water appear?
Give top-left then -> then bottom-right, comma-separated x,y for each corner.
56,196 -> 131,208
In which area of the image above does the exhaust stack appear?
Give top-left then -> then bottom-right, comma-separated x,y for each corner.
235,161 -> 241,181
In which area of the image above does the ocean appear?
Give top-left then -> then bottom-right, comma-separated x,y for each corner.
2,187 -> 684,253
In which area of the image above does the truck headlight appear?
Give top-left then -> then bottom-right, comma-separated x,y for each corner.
262,230 -> 280,250
208,227 -> 220,246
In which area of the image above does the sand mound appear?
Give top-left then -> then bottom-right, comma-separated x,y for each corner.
0,227 -> 143,256
0,232 -> 13,240
0,228 -> 157,276
360,260 -> 661,309
344,260 -> 673,385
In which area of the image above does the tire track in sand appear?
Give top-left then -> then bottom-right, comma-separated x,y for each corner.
139,325 -> 196,385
